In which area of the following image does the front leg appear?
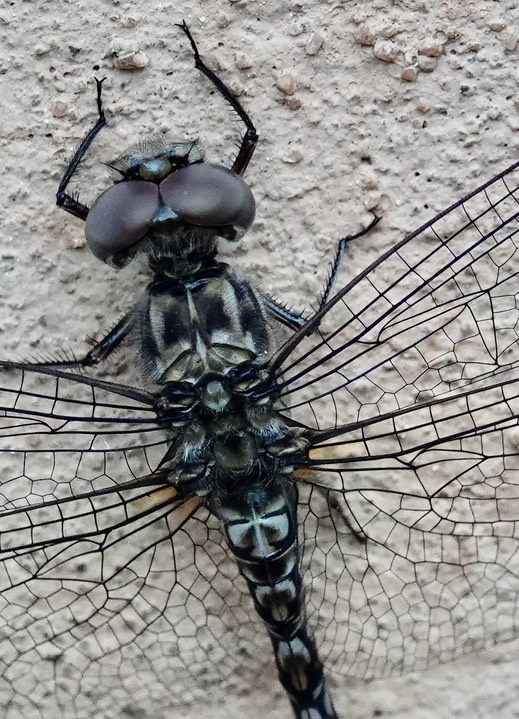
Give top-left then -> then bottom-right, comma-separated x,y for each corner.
56,77 -> 108,220
177,21 -> 258,177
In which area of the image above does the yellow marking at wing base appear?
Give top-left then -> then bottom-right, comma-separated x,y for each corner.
130,486 -> 203,522
308,442 -> 365,462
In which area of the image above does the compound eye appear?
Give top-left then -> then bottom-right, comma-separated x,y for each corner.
160,163 -> 255,238
85,181 -> 160,262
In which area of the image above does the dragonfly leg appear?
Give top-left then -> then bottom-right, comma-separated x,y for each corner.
319,214 -> 380,310
178,21 -> 258,177
56,77 -> 108,220
34,314 -> 131,369
326,490 -> 367,545
262,217 -> 380,333
262,294 -> 308,330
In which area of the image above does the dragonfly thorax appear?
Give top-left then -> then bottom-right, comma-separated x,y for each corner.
161,405 -> 304,495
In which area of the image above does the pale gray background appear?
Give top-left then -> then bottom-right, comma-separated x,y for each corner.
0,1 -> 517,717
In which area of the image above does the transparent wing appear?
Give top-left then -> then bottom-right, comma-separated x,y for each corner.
0,364 -> 268,719
295,371 -> 519,679
271,162 -> 519,681
2,161 -> 519,717
273,161 -> 519,430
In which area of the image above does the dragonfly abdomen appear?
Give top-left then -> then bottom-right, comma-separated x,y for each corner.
212,482 -> 338,719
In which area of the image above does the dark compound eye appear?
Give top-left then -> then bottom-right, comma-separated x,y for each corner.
85,164 -> 256,264
160,163 -> 255,239
85,181 -> 160,262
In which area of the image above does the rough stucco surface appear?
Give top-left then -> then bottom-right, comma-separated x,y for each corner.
0,0 -> 518,717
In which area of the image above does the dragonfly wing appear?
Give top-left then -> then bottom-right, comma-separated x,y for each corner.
274,161 -> 519,431
268,163 -> 519,677
0,364 -> 269,717
295,372 -> 519,677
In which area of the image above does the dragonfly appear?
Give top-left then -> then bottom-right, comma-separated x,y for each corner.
0,21 -> 518,719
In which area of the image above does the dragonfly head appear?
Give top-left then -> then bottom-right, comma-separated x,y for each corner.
85,138 -> 256,267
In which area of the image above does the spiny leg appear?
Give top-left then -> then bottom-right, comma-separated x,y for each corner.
56,77 -> 107,220
319,215 -> 380,310
263,217 -> 380,332
32,315 -> 132,370
51,79 -> 129,371
177,21 -> 258,176
262,294 -> 308,330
